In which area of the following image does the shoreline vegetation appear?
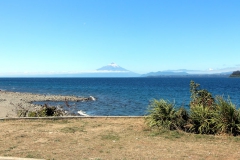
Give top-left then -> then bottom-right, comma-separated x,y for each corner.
146,81 -> 240,136
0,90 -> 93,118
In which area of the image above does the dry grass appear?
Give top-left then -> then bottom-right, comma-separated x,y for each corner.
0,117 -> 240,160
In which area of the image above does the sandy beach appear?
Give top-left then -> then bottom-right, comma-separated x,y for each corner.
0,90 -> 90,118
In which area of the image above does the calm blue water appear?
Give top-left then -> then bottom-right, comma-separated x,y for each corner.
0,78 -> 239,116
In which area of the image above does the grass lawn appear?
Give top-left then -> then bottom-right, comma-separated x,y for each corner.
0,117 -> 240,160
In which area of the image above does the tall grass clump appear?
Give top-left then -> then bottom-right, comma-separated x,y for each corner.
214,96 -> 240,136
146,81 -> 240,136
146,99 -> 189,131
188,105 -> 217,134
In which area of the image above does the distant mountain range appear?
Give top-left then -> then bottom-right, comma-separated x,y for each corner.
141,70 -> 233,77
72,63 -> 234,78
2,63 -> 238,77
141,71 -> 189,77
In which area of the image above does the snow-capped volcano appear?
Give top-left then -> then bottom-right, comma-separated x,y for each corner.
108,63 -> 119,67
97,63 -> 129,72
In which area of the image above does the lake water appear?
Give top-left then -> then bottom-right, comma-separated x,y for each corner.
0,77 -> 239,116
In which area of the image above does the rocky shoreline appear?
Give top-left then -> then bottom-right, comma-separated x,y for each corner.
0,90 -> 92,118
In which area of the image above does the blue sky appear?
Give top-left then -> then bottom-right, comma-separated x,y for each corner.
0,0 -> 240,76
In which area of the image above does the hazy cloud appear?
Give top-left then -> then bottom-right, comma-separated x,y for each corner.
0,70 -> 131,77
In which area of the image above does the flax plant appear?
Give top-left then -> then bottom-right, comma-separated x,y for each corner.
188,105 -> 217,134
146,99 -> 188,130
214,96 -> 240,136
146,81 -> 240,136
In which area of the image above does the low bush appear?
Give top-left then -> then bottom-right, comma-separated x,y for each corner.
146,99 -> 188,131
214,96 -> 240,136
18,104 -> 66,117
188,105 -> 217,134
146,81 -> 240,136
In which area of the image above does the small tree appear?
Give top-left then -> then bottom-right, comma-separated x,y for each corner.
190,80 -> 215,108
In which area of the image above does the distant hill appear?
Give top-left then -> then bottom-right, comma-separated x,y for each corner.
141,71 -> 189,77
141,70 -> 232,78
229,70 -> 240,77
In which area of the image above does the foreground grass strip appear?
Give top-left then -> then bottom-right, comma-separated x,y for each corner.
0,117 -> 239,160
0,157 -> 44,160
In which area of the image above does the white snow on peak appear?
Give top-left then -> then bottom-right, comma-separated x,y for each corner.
97,63 -> 128,71
109,63 -> 119,68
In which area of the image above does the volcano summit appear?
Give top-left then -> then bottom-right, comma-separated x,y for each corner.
97,63 -> 129,72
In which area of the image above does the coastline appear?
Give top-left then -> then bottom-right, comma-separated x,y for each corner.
0,90 -> 90,118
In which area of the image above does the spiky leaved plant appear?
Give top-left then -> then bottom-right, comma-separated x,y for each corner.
214,96 -> 240,136
146,99 -> 189,130
174,107 -> 189,131
189,104 -> 217,134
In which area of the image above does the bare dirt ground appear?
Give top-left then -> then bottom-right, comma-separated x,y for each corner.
0,117 -> 240,160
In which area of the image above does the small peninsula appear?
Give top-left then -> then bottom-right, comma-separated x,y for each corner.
229,70 -> 240,77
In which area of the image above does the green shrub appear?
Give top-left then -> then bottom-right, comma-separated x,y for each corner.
188,105 -> 217,134
28,111 -> 37,117
43,104 -> 63,116
190,81 -> 215,108
17,110 -> 28,117
146,99 -> 188,130
146,81 -> 240,136
214,96 -> 240,136
18,104 -> 65,117
174,107 -> 189,131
